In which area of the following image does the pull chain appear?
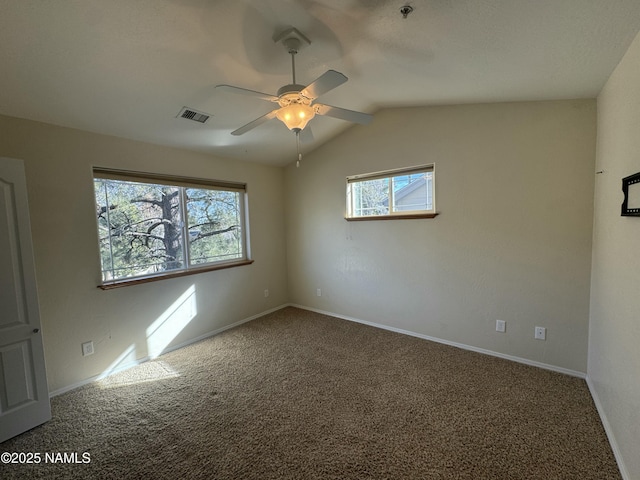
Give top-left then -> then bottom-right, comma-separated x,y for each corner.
296,130 -> 302,167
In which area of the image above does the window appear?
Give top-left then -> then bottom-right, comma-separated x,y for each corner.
93,169 -> 251,287
346,164 -> 436,220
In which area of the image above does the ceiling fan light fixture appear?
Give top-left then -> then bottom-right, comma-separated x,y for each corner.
275,103 -> 316,131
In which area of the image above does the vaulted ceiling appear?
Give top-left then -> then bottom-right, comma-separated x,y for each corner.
1,0 -> 640,166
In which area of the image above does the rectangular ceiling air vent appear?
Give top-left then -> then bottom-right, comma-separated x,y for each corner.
177,107 -> 211,124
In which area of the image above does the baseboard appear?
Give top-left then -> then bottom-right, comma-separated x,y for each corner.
586,377 -> 630,480
288,304 -> 587,379
49,304 -> 289,398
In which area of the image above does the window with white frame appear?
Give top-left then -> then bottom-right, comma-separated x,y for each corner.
93,169 -> 250,286
346,164 -> 435,219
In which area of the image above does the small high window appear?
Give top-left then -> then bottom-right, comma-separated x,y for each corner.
93,169 -> 251,288
346,164 -> 436,220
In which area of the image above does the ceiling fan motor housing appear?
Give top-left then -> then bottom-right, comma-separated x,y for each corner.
277,84 -> 306,99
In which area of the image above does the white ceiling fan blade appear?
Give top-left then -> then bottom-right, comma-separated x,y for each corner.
216,84 -> 279,102
314,104 -> 373,125
231,110 -> 278,135
301,70 -> 348,100
299,126 -> 314,144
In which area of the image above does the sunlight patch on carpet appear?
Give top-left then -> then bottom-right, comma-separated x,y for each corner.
97,361 -> 180,388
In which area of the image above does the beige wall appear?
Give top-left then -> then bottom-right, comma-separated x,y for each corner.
0,99 -> 603,404
0,115 -> 288,393
590,30 -> 640,480
286,100 -> 596,373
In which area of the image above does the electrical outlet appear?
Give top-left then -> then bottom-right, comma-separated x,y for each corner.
534,326 -> 546,340
496,320 -> 506,333
82,341 -> 94,356
264,289 -> 269,298
316,288 -> 322,297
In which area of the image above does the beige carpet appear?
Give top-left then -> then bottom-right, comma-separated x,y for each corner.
1,307 -> 620,479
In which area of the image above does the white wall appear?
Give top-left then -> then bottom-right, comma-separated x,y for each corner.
0,115 -> 288,393
286,100 -> 596,373
589,30 -> 640,480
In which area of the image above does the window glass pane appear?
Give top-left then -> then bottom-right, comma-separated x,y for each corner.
186,188 -> 243,265
352,178 -> 390,216
392,172 -> 433,212
95,179 -> 184,281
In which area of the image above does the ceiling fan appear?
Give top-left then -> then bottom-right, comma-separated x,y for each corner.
216,27 -> 372,163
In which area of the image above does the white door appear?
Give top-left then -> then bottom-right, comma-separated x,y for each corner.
0,157 -> 50,443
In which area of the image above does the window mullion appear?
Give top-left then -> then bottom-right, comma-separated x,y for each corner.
349,183 -> 354,216
103,182 -> 116,280
239,192 -> 246,258
180,188 -> 190,268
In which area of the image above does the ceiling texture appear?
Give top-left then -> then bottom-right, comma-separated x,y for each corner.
1,0 -> 640,166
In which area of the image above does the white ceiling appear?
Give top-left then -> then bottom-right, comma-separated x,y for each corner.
1,0 -> 640,167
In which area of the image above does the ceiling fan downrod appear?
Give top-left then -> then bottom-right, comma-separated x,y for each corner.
285,37 -> 301,85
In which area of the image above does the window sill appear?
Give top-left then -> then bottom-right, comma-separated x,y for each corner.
345,213 -> 438,221
98,259 -> 254,290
